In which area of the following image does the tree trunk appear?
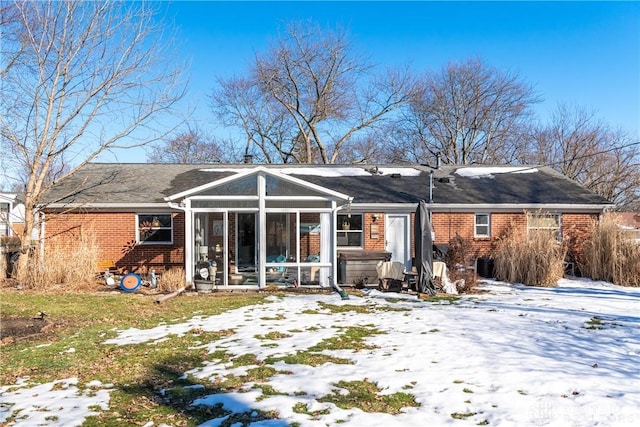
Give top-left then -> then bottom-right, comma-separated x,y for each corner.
14,205 -> 37,284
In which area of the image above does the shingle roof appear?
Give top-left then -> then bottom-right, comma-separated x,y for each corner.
41,163 -> 612,207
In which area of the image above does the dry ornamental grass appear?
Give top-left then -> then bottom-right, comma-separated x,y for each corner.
157,268 -> 186,292
579,216 -> 640,287
493,225 -> 566,287
19,230 -> 100,291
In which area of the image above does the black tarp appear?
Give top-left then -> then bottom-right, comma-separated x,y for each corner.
415,199 -> 437,295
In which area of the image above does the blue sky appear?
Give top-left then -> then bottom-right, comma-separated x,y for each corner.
122,0 -> 640,162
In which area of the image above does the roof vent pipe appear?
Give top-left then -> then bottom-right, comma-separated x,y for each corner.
436,153 -> 441,169
244,154 -> 253,164
429,170 -> 433,203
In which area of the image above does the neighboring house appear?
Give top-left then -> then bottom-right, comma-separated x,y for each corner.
0,193 -> 25,238
40,163 -> 613,288
608,212 -> 640,244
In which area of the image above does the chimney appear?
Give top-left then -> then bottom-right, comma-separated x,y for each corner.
244,154 -> 253,164
436,153 -> 441,169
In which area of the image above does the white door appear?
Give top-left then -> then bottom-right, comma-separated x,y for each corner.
385,214 -> 411,269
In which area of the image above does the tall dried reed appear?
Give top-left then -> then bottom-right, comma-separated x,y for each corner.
580,216 -> 640,287
158,268 -> 185,292
493,226 -> 566,287
21,230 -> 99,291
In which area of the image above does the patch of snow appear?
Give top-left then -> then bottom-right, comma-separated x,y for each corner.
1,279 -> 638,426
280,167 -> 422,177
197,166 -> 423,178
376,167 -> 422,176
278,167 -> 371,177
0,378 -> 111,426
199,168 -> 246,174
455,166 -> 538,178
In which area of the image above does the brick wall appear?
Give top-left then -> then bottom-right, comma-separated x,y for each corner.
299,213 -> 320,259
363,213 -> 386,251
44,209 -> 599,272
562,213 -> 599,264
44,211 -> 185,273
428,211 -> 597,260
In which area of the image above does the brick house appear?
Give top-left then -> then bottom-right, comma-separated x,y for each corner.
606,211 -> 640,244
0,193 -> 25,238
40,163 -> 613,288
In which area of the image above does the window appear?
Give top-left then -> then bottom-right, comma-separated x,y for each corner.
527,212 -> 561,241
337,214 -> 363,247
474,213 -> 490,237
266,213 -> 289,258
137,214 -> 173,244
0,202 -> 9,236
624,229 -> 640,244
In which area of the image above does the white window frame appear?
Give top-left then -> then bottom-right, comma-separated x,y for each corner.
337,213 -> 363,248
136,213 -> 173,245
474,213 -> 491,238
0,202 -> 10,236
625,229 -> 640,244
527,212 -> 562,241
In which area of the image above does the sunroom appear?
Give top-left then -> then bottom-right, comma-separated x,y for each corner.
165,167 -> 351,289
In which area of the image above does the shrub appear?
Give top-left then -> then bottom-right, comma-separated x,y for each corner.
579,215 -> 640,287
445,234 -> 472,269
159,268 -> 185,292
445,234 -> 477,291
493,224 -> 566,287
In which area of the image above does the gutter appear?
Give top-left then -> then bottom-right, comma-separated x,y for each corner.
42,201 -> 613,214
41,202 -> 175,210
349,203 -> 614,213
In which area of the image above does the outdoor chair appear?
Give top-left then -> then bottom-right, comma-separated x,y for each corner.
376,261 -> 408,292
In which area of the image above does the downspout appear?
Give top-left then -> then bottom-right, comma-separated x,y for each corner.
39,211 -> 45,261
334,197 -> 353,286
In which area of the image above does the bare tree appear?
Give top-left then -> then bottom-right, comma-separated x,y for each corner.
0,0 -> 184,277
211,21 -> 417,164
392,57 -> 540,165
211,75 -> 296,163
147,126 -> 233,164
526,104 -> 640,209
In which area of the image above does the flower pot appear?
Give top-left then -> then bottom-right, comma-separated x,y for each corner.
194,280 -> 214,294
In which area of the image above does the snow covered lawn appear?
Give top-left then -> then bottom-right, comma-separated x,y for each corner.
1,278 -> 639,426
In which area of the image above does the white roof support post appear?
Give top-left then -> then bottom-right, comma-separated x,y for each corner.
258,172 -> 266,289
222,210 -> 229,288
184,199 -> 193,285
332,200 -> 338,287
